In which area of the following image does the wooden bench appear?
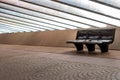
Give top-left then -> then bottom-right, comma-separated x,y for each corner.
67,28 -> 116,53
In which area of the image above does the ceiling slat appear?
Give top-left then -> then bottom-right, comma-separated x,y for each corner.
52,0 -> 120,20
0,0 -> 120,34
90,0 -> 120,10
21,0 -> 120,26
0,1 -> 107,27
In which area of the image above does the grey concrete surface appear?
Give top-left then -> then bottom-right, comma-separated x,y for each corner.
0,44 -> 120,80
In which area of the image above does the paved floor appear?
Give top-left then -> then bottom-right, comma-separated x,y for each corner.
0,44 -> 120,80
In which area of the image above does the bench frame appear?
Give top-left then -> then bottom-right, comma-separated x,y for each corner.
67,28 -> 116,53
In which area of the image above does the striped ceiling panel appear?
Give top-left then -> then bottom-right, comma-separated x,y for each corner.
0,0 -> 120,33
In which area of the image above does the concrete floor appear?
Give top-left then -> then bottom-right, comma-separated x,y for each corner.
0,44 -> 120,80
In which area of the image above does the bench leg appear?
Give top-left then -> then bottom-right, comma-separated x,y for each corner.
98,44 -> 109,53
74,43 -> 83,51
85,44 -> 95,52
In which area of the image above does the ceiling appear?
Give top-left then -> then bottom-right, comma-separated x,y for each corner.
0,0 -> 120,33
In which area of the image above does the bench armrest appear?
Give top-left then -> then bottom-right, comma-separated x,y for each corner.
66,40 -> 86,43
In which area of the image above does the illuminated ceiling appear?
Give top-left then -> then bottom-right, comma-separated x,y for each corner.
0,0 -> 120,33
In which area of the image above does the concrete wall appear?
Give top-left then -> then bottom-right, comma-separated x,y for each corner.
0,29 -> 77,47
109,27 -> 120,50
0,28 -> 120,50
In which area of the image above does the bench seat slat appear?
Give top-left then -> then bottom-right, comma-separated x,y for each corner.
67,40 -> 112,44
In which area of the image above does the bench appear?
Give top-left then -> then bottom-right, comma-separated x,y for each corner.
67,28 -> 116,53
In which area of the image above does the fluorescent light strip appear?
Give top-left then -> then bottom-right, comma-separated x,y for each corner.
1,21 -> 41,31
0,7 -> 91,29
0,20 -> 43,32
0,24 -> 16,32
0,24 -> 28,33
0,11 -> 69,30
0,13 -> 65,30
0,8 -> 89,29
0,2 -> 107,28
0,17 -> 52,32
0,30 -> 6,33
0,14 -> 57,31
53,0 -> 120,20
0,8 -> 79,29
0,6 -> 92,29
0,24 -> 20,33
3,9 -> 88,29
0,31 -> 4,33
91,0 -> 120,9
0,29 -> 13,33
21,0 -> 120,26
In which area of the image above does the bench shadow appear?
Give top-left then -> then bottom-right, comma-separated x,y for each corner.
56,50 -> 115,59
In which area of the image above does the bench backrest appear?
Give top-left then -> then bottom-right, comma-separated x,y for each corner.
76,28 -> 116,43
